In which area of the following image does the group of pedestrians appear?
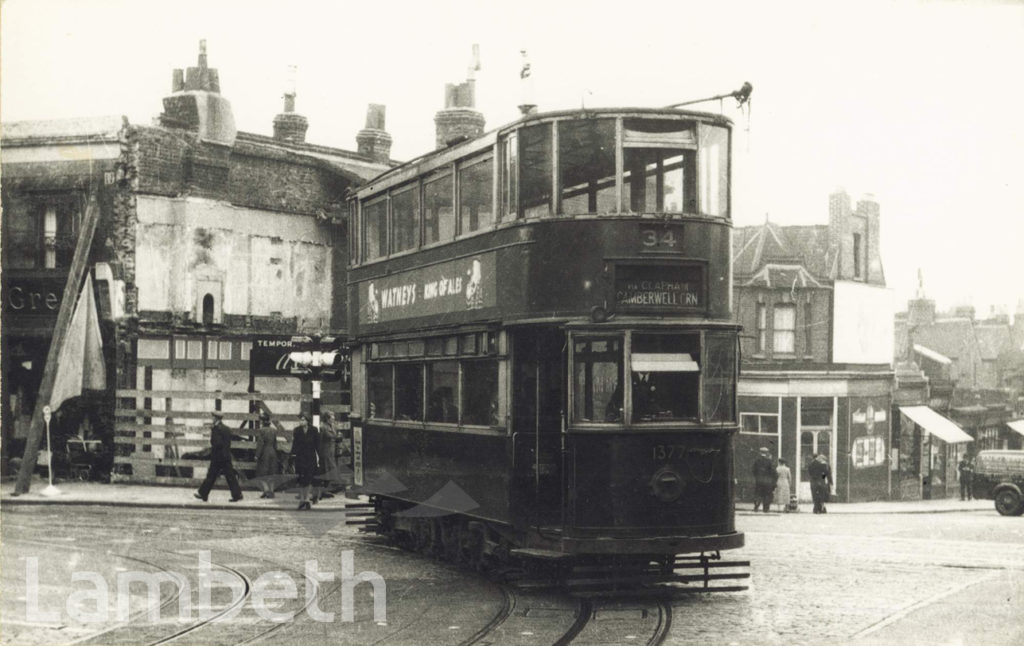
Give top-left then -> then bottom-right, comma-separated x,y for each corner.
751,447 -> 833,514
194,408 -> 350,510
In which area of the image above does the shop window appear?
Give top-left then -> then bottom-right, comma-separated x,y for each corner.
458,155 -> 494,234
426,361 -> 459,423
559,118 -> 616,214
740,413 -> 779,435
462,360 -> 498,425
423,172 -> 454,245
519,122 -> 552,218
630,333 -> 700,422
138,339 -> 170,360
395,363 -> 423,421
773,304 -> 796,354
573,336 -> 622,422
367,363 -> 393,419
1,195 -> 79,269
392,184 -> 420,253
219,342 -> 232,360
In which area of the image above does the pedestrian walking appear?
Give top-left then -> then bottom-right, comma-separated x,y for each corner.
774,458 -> 793,512
958,455 -> 974,501
194,411 -> 243,502
316,411 -> 339,500
808,453 -> 833,514
254,411 -> 278,498
752,447 -> 777,512
290,413 -> 320,510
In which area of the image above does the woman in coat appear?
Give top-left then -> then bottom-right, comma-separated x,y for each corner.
253,412 -> 279,499
290,414 -> 320,510
774,458 -> 793,512
315,411 -> 339,500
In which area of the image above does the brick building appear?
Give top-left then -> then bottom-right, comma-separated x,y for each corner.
732,189 -> 895,504
1,42 -> 393,483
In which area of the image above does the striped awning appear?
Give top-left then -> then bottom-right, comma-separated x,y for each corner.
900,406 -> 973,444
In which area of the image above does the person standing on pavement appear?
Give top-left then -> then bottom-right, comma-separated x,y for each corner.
290,413 -> 320,510
808,453 -> 833,513
194,411 -> 243,503
315,411 -> 339,500
958,455 -> 974,501
254,411 -> 278,499
774,458 -> 793,512
752,447 -> 777,512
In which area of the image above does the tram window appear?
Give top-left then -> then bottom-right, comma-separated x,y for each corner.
463,359 -> 499,425
623,149 -> 696,214
702,332 -> 736,423
395,363 -> 424,421
367,363 -> 394,420
699,125 -> 729,217
572,336 -> 623,423
426,361 -> 459,423
363,197 -> 388,261
424,173 -> 454,245
460,333 -> 478,354
630,334 -> 700,422
500,132 -> 518,220
426,337 -> 445,357
459,156 -> 494,234
519,122 -> 552,218
622,119 -> 697,214
392,184 -> 420,253
559,119 -> 616,215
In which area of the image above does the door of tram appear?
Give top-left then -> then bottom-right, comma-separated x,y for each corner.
510,327 -> 565,528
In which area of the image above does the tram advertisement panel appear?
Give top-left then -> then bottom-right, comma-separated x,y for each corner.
614,263 -> 705,312
359,252 -> 496,325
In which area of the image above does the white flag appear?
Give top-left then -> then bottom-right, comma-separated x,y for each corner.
49,274 -> 106,411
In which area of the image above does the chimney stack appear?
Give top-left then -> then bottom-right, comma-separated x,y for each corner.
273,65 -> 309,144
434,45 -> 486,148
159,40 -> 236,146
356,104 -> 392,162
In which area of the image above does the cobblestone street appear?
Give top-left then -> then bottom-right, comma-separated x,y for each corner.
2,499 -> 1022,645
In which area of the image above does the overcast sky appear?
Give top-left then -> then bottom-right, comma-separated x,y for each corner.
3,0 -> 1021,317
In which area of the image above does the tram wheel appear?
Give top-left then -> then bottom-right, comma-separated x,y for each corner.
458,524 -> 485,570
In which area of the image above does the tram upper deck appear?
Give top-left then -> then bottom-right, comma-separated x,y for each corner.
348,108 -> 735,337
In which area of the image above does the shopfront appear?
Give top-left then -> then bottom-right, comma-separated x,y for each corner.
896,405 -> 973,500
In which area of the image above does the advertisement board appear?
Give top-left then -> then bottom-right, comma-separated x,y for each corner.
832,281 -> 894,364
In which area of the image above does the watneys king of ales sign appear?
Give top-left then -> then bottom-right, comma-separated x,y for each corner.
614,264 -> 705,312
359,253 -> 496,325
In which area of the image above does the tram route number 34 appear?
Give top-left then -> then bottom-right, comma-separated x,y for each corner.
641,228 -> 679,250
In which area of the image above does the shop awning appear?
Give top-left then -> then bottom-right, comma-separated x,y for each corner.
1007,420 -> 1024,437
899,406 -> 973,443
631,353 -> 699,372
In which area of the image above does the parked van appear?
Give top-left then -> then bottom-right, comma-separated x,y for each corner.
972,450 -> 1024,516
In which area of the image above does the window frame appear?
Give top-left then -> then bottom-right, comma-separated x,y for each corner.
772,303 -> 797,355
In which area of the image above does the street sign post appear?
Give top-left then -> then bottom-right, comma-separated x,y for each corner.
40,405 -> 61,497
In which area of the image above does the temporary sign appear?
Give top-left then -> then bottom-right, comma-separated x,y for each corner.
250,336 -> 351,387
358,252 -> 496,325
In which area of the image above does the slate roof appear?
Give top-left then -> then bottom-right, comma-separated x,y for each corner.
911,318 -> 976,361
733,222 -> 837,281
975,324 -> 1014,361
2,116 -> 124,143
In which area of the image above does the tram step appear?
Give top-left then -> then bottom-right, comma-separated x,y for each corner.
509,548 -> 574,561
574,584 -> 749,598
567,571 -> 750,588
672,559 -> 751,569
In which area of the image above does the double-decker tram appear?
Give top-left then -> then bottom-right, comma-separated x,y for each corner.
347,104 -> 748,590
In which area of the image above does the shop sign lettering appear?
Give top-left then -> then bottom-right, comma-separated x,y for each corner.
3,279 -> 64,316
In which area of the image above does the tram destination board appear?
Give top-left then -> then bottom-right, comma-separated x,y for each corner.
614,263 -> 705,312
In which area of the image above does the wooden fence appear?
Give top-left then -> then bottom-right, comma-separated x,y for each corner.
113,389 -> 350,486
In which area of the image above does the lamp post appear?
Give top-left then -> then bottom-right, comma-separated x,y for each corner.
40,405 -> 61,497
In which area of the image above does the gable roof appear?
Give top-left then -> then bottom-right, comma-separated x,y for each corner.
733,222 -> 836,281
911,318 -> 976,361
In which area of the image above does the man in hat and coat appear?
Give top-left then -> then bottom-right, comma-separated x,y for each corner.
752,447 -> 777,513
290,413 -> 320,510
808,453 -> 833,513
194,411 -> 243,502
254,410 -> 279,498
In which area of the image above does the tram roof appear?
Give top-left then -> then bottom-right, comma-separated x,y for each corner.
353,106 -> 733,198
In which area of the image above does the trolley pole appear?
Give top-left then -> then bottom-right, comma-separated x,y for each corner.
40,405 -> 61,497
